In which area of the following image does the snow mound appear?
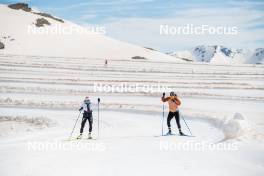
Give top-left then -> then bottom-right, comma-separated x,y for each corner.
222,113 -> 250,140
0,97 -> 80,109
0,115 -> 56,136
0,115 -> 56,128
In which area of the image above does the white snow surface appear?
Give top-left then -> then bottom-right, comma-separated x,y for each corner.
0,54 -> 264,176
0,3 -> 264,176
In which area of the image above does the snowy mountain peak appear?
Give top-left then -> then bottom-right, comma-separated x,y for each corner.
193,45 -> 240,63
171,45 -> 263,64
250,48 -> 264,64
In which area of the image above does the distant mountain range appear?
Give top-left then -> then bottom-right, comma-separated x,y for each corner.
169,45 -> 264,64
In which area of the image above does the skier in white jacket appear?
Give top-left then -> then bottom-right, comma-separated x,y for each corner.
77,96 -> 93,139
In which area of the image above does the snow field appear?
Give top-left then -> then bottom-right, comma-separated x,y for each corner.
0,54 -> 264,176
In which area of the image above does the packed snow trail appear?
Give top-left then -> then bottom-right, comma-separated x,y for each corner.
0,108 -> 263,176
0,54 -> 264,176
0,107 -> 222,142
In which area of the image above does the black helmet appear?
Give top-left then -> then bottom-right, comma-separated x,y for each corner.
170,91 -> 176,96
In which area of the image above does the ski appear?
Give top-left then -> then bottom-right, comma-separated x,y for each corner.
154,133 -> 195,138
178,134 -> 195,137
64,137 -> 97,141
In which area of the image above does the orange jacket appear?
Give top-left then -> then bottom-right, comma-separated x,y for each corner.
161,96 -> 181,112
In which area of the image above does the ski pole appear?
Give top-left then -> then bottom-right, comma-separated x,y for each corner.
180,112 -> 193,136
161,92 -> 165,136
162,102 -> 165,135
69,111 -> 81,140
97,98 -> 101,139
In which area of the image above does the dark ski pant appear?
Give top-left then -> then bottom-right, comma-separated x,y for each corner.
167,111 -> 181,131
80,112 -> 93,134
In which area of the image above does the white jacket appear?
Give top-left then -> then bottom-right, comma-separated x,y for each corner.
80,100 -> 92,112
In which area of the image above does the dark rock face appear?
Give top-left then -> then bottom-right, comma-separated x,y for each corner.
0,42 -> 5,49
131,56 -> 147,60
8,3 -> 64,23
144,47 -> 156,51
8,3 -> 32,12
35,18 -> 51,27
33,12 -> 64,23
252,48 -> 264,64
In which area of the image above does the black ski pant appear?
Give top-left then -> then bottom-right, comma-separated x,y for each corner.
80,112 -> 93,133
167,111 -> 181,131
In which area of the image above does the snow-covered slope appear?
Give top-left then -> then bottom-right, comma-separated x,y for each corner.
0,4 -> 179,61
170,45 -> 263,64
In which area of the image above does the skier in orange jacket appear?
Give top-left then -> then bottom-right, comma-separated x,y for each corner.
161,91 -> 184,135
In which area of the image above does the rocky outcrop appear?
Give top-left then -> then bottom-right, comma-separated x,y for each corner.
33,12 -> 64,23
131,56 -> 147,60
0,42 -> 5,49
144,47 -> 156,51
35,18 -> 51,27
8,3 -> 64,23
8,3 -> 32,12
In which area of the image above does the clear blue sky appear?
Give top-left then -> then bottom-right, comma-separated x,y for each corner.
1,0 -> 264,52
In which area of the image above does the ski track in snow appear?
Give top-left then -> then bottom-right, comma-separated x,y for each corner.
0,54 -> 264,176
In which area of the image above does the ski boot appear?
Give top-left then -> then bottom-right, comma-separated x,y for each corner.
77,133 -> 82,139
166,129 -> 172,135
179,130 -> 185,136
88,133 -> 92,139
